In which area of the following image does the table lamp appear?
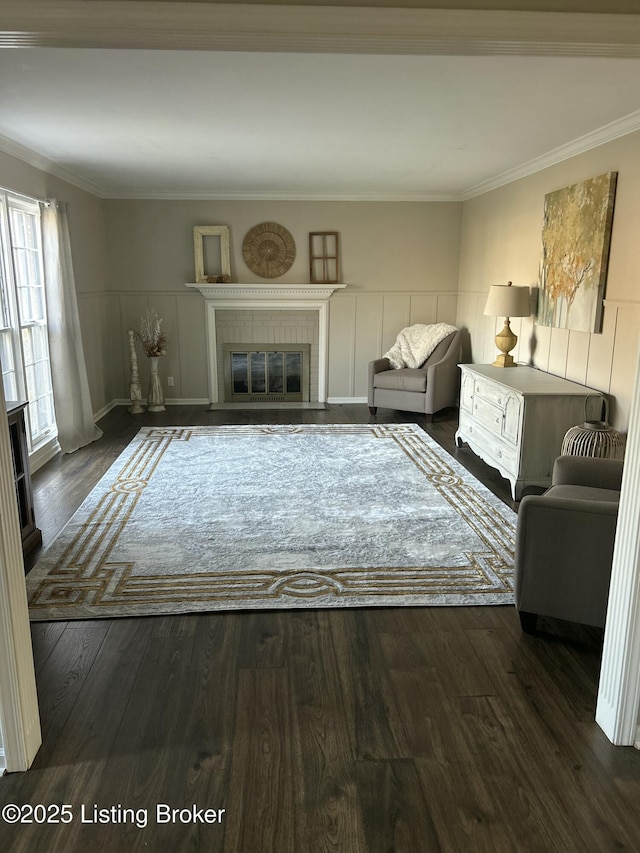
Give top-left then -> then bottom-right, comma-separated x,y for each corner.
483,281 -> 531,367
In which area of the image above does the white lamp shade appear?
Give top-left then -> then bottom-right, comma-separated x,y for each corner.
484,284 -> 531,318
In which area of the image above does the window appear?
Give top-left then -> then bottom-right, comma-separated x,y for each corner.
0,191 -> 56,451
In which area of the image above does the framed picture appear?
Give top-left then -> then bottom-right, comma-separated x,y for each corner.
193,225 -> 231,283
537,172 -> 617,333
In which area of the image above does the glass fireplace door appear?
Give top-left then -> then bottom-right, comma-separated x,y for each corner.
224,344 -> 310,403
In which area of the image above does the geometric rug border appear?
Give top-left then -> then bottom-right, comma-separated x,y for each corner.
26,423 -> 518,622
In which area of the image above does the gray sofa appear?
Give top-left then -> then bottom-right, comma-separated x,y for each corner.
368,329 -> 462,420
515,455 -> 623,632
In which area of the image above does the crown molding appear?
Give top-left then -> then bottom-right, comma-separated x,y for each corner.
100,189 -> 461,202
1,3 -> 640,57
1,106 -> 639,204
462,108 -> 640,199
0,134 -> 106,197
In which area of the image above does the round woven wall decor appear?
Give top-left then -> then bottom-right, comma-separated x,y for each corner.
242,222 -> 296,279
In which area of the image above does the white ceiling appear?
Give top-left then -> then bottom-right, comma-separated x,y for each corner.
1,46 -> 640,200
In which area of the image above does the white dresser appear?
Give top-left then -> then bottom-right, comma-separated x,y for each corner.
455,364 -> 604,499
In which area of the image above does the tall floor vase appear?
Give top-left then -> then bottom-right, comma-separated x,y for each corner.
147,356 -> 166,412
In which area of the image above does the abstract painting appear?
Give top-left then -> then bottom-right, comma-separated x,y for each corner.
537,172 -> 617,333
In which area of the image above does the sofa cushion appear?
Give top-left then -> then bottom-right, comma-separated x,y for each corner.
545,484 -> 620,503
373,368 -> 428,393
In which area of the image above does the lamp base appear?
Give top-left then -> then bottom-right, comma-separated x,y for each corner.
492,353 -> 517,368
492,319 -> 518,367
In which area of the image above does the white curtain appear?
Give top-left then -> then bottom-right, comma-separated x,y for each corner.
41,200 -> 102,454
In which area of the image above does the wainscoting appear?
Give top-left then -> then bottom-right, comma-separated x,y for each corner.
327,289 -> 458,401
78,288 -> 459,411
456,292 -> 640,430
78,287 -> 638,430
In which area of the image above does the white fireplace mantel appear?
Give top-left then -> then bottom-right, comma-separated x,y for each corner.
186,282 -> 346,302
186,282 -> 346,404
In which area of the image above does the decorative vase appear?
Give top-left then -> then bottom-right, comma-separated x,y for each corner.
147,356 -> 166,412
561,397 -> 625,459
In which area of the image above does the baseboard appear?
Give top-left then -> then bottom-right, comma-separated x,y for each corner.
99,397 -> 364,415
93,399 -> 123,421
29,437 -> 61,474
94,398 -> 211,421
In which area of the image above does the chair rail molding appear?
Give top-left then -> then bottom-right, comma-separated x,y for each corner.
596,344 -> 640,746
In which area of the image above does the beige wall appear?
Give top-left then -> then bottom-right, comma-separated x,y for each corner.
457,130 -> 640,429
0,151 -> 108,296
2,129 -> 638,426
103,199 -> 462,402
0,150 -> 117,413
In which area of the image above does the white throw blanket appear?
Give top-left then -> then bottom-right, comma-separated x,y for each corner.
384,323 -> 457,369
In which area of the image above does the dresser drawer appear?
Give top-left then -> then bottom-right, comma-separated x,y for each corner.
473,395 -> 503,432
474,377 -> 508,410
488,434 -> 520,473
473,376 -> 523,445
458,411 -> 520,476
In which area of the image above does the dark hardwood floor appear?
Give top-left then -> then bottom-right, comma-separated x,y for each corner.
2,404 -> 638,852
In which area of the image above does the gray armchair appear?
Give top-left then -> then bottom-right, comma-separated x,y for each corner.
515,455 -> 623,632
368,329 -> 461,421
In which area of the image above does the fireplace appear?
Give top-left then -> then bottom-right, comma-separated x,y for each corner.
185,282 -> 346,407
224,344 -> 311,403
216,308 -> 318,403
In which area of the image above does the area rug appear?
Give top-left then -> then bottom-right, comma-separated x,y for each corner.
26,424 -> 517,621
